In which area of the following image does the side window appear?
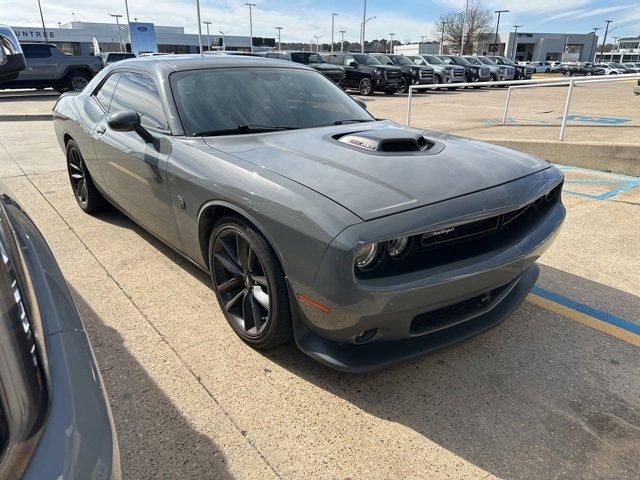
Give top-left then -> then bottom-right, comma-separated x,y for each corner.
22,44 -> 51,59
343,56 -> 355,66
265,52 -> 278,59
331,55 -> 344,65
109,72 -> 167,129
413,57 -> 425,65
94,73 -> 121,112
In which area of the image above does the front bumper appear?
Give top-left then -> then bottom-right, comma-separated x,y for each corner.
289,168 -> 565,372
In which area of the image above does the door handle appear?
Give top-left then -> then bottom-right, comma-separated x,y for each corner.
96,125 -> 106,135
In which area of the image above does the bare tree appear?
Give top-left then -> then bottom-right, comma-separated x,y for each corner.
434,0 -> 494,54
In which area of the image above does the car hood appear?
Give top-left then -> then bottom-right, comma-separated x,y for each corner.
203,121 -> 550,221
311,63 -> 344,72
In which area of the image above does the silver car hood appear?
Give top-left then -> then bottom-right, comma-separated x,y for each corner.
203,121 -> 550,220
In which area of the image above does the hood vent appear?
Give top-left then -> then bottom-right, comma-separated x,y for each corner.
334,129 -> 435,153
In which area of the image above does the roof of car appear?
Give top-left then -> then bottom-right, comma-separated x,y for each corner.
107,54 -> 311,75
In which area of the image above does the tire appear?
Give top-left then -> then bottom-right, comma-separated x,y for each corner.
489,73 -> 497,82
586,71 -> 593,76
65,70 -> 91,92
545,69 -> 551,73
358,77 -> 374,96
398,77 -> 409,94
209,216 -> 292,350
66,139 -> 109,213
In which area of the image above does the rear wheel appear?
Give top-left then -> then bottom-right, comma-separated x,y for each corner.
65,70 -> 91,92
358,77 -> 374,96
209,216 -> 292,350
66,139 -> 109,213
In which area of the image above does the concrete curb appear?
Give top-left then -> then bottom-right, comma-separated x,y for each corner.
487,139 -> 640,177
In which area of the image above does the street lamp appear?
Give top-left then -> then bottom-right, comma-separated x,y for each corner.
590,27 -> 601,62
195,0 -> 203,53
219,31 -> 228,51
314,35 -> 322,53
123,0 -> 132,52
389,33 -> 395,54
511,25 -> 523,60
493,10 -> 509,55
203,21 -> 212,52
330,13 -> 338,53
360,16 -> 376,53
599,20 -> 613,61
361,0 -> 367,53
439,21 -> 449,55
275,26 -> 283,51
109,14 -> 124,52
245,3 -> 256,53
340,30 -> 346,52
460,0 -> 470,54
37,0 -> 48,41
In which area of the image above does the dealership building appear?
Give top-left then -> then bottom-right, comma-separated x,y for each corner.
474,31 -> 600,62
11,21 -> 274,56
595,36 -> 640,62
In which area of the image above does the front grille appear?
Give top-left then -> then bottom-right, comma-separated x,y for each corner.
355,183 -> 562,279
410,284 -> 508,335
480,67 -> 490,77
419,69 -> 434,80
453,69 -> 465,78
385,70 -> 401,81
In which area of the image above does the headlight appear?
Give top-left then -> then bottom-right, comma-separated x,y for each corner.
386,236 -> 411,259
373,69 -> 383,77
354,242 -> 383,271
499,66 -> 507,73
444,67 -> 453,74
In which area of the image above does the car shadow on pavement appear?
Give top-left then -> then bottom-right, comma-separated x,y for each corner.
68,285 -> 234,480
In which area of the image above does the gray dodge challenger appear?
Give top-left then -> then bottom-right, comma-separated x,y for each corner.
52,55 -> 565,372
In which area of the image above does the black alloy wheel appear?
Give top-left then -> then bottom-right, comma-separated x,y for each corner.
209,217 -> 292,349
358,77 -> 374,96
433,74 -> 441,85
398,76 -> 409,94
66,139 -> 108,213
65,70 -> 91,92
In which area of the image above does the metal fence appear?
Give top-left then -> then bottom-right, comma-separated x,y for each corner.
406,74 -> 640,141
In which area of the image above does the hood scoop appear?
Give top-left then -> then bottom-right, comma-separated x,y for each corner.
333,128 -> 441,155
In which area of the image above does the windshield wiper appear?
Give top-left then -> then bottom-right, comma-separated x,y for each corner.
333,119 -> 374,125
193,124 -> 298,137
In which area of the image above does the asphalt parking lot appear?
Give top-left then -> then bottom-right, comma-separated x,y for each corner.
1,92 -> 639,479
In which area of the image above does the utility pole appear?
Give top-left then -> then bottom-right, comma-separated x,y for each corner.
245,3 -> 256,52
361,0 -> 367,53
196,0 -> 203,53
203,21 -> 212,52
439,21 -> 448,55
460,0 -> 469,54
109,14 -> 124,52
590,27 -> 601,62
562,35 -> 569,62
123,0 -> 132,52
340,30 -> 346,52
389,33 -> 395,54
275,26 -> 282,51
314,35 -> 322,53
493,10 -> 509,55
37,0 -> 48,41
599,19 -> 612,61
511,25 -> 522,60
330,13 -> 338,53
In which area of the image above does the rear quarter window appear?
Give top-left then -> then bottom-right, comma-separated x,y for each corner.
94,73 -> 121,112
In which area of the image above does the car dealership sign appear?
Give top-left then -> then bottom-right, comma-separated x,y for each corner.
12,28 -> 55,40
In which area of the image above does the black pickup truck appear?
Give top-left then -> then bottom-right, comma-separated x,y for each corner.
370,53 -> 434,93
0,43 -> 102,92
322,53 -> 402,95
560,63 -> 606,77
259,51 -> 345,85
439,55 -> 491,85
490,56 -> 533,80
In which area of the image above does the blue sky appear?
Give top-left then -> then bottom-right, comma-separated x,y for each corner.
4,0 -> 640,43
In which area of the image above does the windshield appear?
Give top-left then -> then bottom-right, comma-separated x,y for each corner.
496,56 -> 517,66
353,54 -> 382,65
449,56 -> 470,66
171,67 -> 373,136
477,57 -> 496,65
291,52 -> 324,64
425,55 -> 444,64
390,55 -> 414,66
464,57 -> 482,66
373,54 -> 393,65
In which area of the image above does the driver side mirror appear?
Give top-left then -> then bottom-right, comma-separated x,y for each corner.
349,61 -> 359,68
107,110 -> 153,143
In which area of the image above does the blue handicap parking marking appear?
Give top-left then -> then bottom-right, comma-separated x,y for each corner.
555,164 -> 640,200
561,115 -> 630,125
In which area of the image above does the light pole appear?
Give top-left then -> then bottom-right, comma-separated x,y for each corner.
439,21 -> 448,55
37,0 -> 48,41
314,35 -> 322,53
389,33 -> 395,54
511,25 -> 522,60
612,36 -> 620,62
123,0 -> 132,52
590,27 -> 601,62
196,0 -> 203,53
599,20 -> 612,61
203,21 -> 212,51
460,0 -> 469,54
340,30 -> 346,52
361,0 -> 367,53
219,31 -> 228,51
493,10 -> 509,55
109,14 -> 124,52
360,16 -> 376,53
245,3 -> 256,52
275,26 -> 282,51
331,13 -> 338,53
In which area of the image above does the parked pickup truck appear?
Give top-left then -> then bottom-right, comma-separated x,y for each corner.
560,63 -> 605,77
258,51 -> 345,85
370,53 -> 434,93
0,43 -> 102,92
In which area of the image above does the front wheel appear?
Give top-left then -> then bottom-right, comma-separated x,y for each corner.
585,71 -> 593,76
398,77 -> 409,94
66,139 -> 109,213
358,77 -> 374,96
65,70 -> 91,92
209,217 -> 292,350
